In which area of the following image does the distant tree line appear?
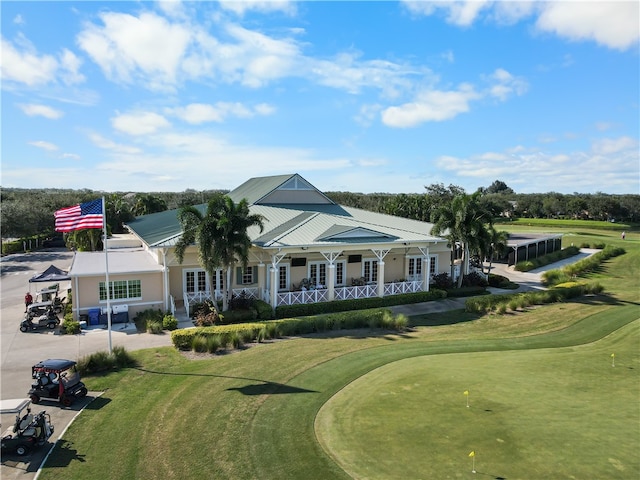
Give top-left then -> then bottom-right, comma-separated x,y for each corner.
1,180 -> 638,242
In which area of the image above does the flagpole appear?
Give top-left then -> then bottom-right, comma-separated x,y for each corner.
102,197 -> 112,354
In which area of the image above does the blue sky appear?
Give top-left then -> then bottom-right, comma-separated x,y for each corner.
1,1 -> 638,195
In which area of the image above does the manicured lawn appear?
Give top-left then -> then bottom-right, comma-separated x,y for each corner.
39,229 -> 639,479
316,320 -> 639,480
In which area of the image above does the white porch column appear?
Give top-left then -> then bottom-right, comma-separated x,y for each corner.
327,264 -> 335,301
320,251 -> 341,303
269,251 -> 287,309
269,266 -> 278,308
258,263 -> 266,299
377,261 -> 385,297
418,246 -> 430,292
371,249 -> 389,298
162,248 -> 170,311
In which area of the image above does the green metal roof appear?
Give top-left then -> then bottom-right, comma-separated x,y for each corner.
227,174 -> 296,205
125,174 -> 444,249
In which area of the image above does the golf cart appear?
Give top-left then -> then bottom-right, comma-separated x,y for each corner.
20,305 -> 60,332
1,398 -> 54,456
29,359 -> 88,407
26,284 -> 66,317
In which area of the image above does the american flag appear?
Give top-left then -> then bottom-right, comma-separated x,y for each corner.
54,199 -> 104,232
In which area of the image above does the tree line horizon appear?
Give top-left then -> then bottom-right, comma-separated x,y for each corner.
1,180 -> 638,241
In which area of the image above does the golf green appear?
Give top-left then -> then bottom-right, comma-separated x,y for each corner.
316,321 -> 640,480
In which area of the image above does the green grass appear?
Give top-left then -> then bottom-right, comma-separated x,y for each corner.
316,320 -> 639,480
39,228 -> 639,480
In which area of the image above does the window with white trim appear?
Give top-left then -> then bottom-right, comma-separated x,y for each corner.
99,280 -> 141,301
236,266 -> 257,285
335,260 -> 346,286
185,270 -> 207,294
408,257 -> 423,279
278,264 -> 289,290
308,262 -> 327,287
362,259 -> 378,283
429,255 -> 438,277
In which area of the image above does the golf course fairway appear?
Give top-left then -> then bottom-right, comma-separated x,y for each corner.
315,320 -> 639,480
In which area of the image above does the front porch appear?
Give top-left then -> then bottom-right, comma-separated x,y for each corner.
180,279 -> 425,316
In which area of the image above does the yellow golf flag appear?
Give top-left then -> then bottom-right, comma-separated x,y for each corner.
469,451 -> 475,457
464,390 -> 469,396
611,353 -> 615,358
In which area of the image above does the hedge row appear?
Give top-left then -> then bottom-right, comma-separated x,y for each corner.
542,245 -> 626,286
170,308 -> 408,351
464,282 -> 605,314
274,289 -> 446,319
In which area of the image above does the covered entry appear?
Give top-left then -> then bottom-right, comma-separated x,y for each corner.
505,234 -> 563,266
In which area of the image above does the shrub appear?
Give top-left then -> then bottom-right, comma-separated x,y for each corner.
431,273 -> 454,290
134,308 -> 163,332
146,320 -> 163,334
194,309 -> 221,327
76,347 -> 136,375
462,271 -> 488,288
192,335 -> 208,353
62,320 -> 81,335
496,304 -> 507,315
230,332 -> 243,349
219,308 -> 257,324
254,300 -> 275,319
162,314 -> 178,331
274,289 -> 446,319
256,326 -> 267,343
207,335 -> 221,353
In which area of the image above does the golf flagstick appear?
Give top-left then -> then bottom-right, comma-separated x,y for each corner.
469,451 -> 475,473
464,389 -> 469,408
611,353 -> 615,367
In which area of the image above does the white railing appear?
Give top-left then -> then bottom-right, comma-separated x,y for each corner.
335,284 -> 377,300
231,287 -> 259,300
384,280 -> 423,295
183,291 -> 222,318
276,288 -> 328,306
269,280 -> 425,307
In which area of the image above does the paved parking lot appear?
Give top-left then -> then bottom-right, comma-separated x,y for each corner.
0,249 -> 172,479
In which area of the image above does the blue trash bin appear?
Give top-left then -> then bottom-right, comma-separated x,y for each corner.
88,308 -> 101,325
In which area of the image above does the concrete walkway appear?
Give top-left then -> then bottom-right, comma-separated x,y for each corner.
390,248 -> 598,317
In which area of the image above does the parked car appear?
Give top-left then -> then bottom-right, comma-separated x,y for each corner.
29,359 -> 88,407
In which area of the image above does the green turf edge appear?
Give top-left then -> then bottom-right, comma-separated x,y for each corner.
249,305 -> 639,480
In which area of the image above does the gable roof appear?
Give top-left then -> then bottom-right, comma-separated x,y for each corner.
125,174 -> 444,249
228,173 -> 334,206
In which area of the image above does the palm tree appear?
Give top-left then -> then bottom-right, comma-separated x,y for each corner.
131,194 -> 167,216
431,191 -> 492,288
174,194 -> 265,312
478,226 -> 509,276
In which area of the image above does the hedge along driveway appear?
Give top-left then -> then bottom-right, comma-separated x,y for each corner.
248,304 -> 639,480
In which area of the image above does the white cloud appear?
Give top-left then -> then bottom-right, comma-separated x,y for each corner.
60,153 -> 81,160
535,2 -> 639,51
111,111 -> 171,136
592,136 -> 638,155
18,103 -> 63,119
1,35 -> 58,86
434,139 -> 640,193
1,34 -> 86,87
167,102 -> 275,124
75,9 -> 431,98
88,132 -> 142,154
29,140 -> 58,151
77,11 -> 192,90
59,48 -> 85,85
219,1 -> 297,17
402,1 -> 640,50
13,14 -> 25,25
382,84 -> 480,127
486,68 -> 528,101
